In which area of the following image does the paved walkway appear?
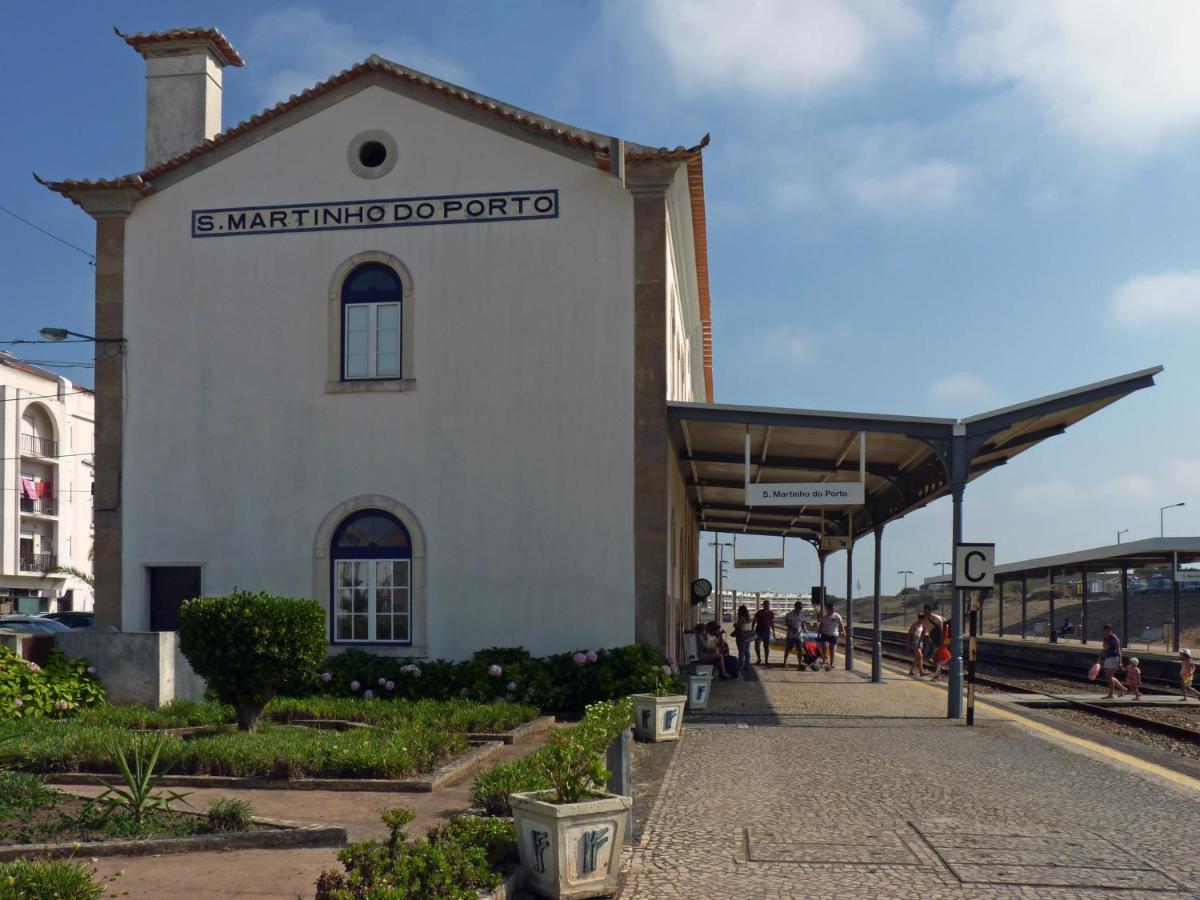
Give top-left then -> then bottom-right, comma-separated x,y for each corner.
621,659 -> 1200,899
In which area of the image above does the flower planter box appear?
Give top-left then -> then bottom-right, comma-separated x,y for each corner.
685,670 -> 713,711
509,789 -> 632,899
629,693 -> 685,742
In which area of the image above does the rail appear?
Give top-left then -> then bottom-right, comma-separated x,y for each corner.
18,552 -> 56,572
19,497 -> 57,516
19,433 -> 57,458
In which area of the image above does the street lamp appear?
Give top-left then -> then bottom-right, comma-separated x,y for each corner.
933,561 -> 951,575
708,538 -> 733,621
1117,529 -> 1129,544
897,570 -> 914,624
40,326 -> 125,344
1160,502 -> 1185,538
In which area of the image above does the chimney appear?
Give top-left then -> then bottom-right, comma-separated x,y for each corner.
117,27 -> 245,168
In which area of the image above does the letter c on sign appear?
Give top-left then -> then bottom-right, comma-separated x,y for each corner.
965,550 -> 986,584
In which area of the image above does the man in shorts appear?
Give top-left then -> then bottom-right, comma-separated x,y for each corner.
923,604 -> 947,682
782,601 -> 806,669
752,600 -> 775,665
817,601 -> 846,671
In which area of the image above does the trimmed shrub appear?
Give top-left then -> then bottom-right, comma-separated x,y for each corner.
178,591 -> 326,731
315,808 -> 516,899
0,859 -> 105,900
0,647 -> 105,721
206,797 -> 255,832
470,756 -> 549,816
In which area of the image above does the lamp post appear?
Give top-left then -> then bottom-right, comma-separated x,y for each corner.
1117,529 -> 1129,544
40,327 -> 125,345
897,570 -> 913,624
708,539 -> 732,621
1160,502 -> 1185,538
933,561 -> 951,575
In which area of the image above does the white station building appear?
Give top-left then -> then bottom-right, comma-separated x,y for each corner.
43,28 -> 712,660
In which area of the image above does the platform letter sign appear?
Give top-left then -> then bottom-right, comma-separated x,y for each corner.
747,482 -> 864,507
954,543 -> 995,589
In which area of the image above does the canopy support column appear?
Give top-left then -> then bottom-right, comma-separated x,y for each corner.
844,536 -> 855,671
1048,568 -> 1055,639
1081,566 -> 1088,644
948,481 -> 965,717
997,578 -> 1004,636
872,525 -> 883,683
1172,550 -> 1181,652
1021,574 -> 1028,639
1120,564 -> 1129,649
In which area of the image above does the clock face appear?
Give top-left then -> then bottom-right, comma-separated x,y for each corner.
692,578 -> 713,598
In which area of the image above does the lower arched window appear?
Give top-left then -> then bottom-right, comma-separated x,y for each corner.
331,509 -> 412,643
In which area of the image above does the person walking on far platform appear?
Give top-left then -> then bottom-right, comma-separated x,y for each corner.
818,601 -> 846,671
1179,649 -> 1200,701
1098,624 -> 1125,699
752,600 -> 775,666
907,613 -> 927,676
923,604 -> 947,682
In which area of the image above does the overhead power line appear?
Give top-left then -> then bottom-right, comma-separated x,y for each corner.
0,205 -> 95,264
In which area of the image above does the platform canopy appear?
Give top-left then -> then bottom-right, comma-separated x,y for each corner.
669,366 -> 1163,548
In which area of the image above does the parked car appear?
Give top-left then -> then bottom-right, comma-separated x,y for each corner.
0,614 -> 71,635
40,611 -> 94,629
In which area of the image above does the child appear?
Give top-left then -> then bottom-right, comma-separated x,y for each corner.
1180,649 -> 1200,701
1124,657 -> 1142,700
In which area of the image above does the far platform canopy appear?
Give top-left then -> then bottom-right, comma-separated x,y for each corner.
669,366 -> 1162,547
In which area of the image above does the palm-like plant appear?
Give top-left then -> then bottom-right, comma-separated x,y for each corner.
84,732 -> 191,828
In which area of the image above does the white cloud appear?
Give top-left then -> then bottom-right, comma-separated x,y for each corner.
1111,271 -> 1200,327
947,0 -> 1200,153
926,372 -> 1004,412
631,0 -> 926,98
1012,479 -> 1083,511
845,159 -> 969,214
244,7 -> 472,105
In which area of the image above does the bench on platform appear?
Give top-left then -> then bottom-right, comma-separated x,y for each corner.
1139,625 -> 1165,648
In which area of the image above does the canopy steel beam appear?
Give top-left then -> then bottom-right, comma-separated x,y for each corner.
681,450 -> 901,477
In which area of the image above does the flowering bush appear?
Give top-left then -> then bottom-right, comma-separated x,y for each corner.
0,648 -> 105,721
306,645 -> 675,714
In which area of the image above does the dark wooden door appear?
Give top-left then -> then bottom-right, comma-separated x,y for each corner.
148,566 -> 201,631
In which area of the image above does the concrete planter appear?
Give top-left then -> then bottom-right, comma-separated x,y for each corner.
629,693 -> 685,742
685,670 -> 713,711
509,789 -> 632,899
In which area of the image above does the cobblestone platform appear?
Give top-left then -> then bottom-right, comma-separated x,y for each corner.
621,661 -> 1200,898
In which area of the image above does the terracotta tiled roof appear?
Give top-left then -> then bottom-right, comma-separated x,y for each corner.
115,26 -> 244,67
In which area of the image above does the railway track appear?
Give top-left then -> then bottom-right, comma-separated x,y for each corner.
853,638 -> 1200,746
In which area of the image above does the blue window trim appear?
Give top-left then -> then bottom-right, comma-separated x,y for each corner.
340,263 -> 403,382
330,509 -> 413,645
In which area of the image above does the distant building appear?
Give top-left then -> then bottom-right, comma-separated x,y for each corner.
0,352 -> 94,613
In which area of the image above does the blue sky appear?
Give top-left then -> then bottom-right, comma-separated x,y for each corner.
4,1 -> 1200,594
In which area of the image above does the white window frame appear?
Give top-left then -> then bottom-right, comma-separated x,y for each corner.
334,558 -> 411,643
343,302 -> 401,381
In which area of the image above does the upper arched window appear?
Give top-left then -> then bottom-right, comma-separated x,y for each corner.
331,509 -> 412,643
342,263 -> 402,380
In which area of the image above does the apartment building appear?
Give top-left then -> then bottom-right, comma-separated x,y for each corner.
0,352 -> 94,613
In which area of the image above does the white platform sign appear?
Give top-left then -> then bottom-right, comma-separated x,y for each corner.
1176,569 -> 1200,583
747,483 -> 864,506
735,557 -> 786,568
954,543 -> 995,589
820,535 -> 850,552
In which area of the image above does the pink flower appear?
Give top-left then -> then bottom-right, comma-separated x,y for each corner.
585,650 -> 598,663
13,698 -> 23,708
487,664 -> 502,678
506,681 -> 517,692
86,666 -> 98,675
363,689 -> 375,700
573,653 -> 587,665
26,661 -> 40,672
385,680 -> 395,691
350,681 -> 361,692
665,656 -> 676,667
378,678 -> 387,686
320,672 -> 332,683
54,699 -> 69,711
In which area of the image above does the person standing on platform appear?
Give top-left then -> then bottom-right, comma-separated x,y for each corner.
1179,649 -> 1200,701
818,601 -> 846,671
1098,624 -> 1125,699
752,600 -> 775,666
923,604 -> 947,682
907,613 -> 926,676
733,605 -> 754,675
782,601 -> 806,669
1124,657 -> 1142,700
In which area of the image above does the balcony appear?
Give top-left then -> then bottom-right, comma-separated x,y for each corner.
20,434 -> 58,458
20,497 -> 57,516
19,553 -> 56,572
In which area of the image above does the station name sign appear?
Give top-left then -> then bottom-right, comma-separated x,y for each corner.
746,482 -> 864,506
191,189 -> 559,238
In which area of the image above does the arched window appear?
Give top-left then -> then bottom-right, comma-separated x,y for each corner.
331,509 -> 412,643
341,263 -> 402,380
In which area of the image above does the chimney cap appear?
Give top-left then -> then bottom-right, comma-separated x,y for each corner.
114,26 -> 244,67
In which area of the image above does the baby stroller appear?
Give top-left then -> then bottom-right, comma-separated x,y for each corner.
800,636 -> 823,671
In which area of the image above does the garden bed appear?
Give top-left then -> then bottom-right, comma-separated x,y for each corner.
0,771 -> 345,861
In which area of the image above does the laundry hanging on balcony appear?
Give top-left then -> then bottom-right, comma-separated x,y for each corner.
20,477 -> 38,499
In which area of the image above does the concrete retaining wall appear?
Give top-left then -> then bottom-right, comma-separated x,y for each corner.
55,630 -> 206,706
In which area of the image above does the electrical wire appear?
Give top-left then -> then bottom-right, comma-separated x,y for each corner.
0,205 -> 95,264
0,390 -> 92,403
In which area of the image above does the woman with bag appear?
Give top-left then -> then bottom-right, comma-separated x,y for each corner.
733,605 -> 754,675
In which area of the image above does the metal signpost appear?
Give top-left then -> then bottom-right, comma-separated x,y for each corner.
954,543 -> 994,727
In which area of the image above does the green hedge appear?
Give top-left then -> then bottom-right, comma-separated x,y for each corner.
308,644 -> 679,713
0,859 -> 106,900
0,648 -> 105,721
